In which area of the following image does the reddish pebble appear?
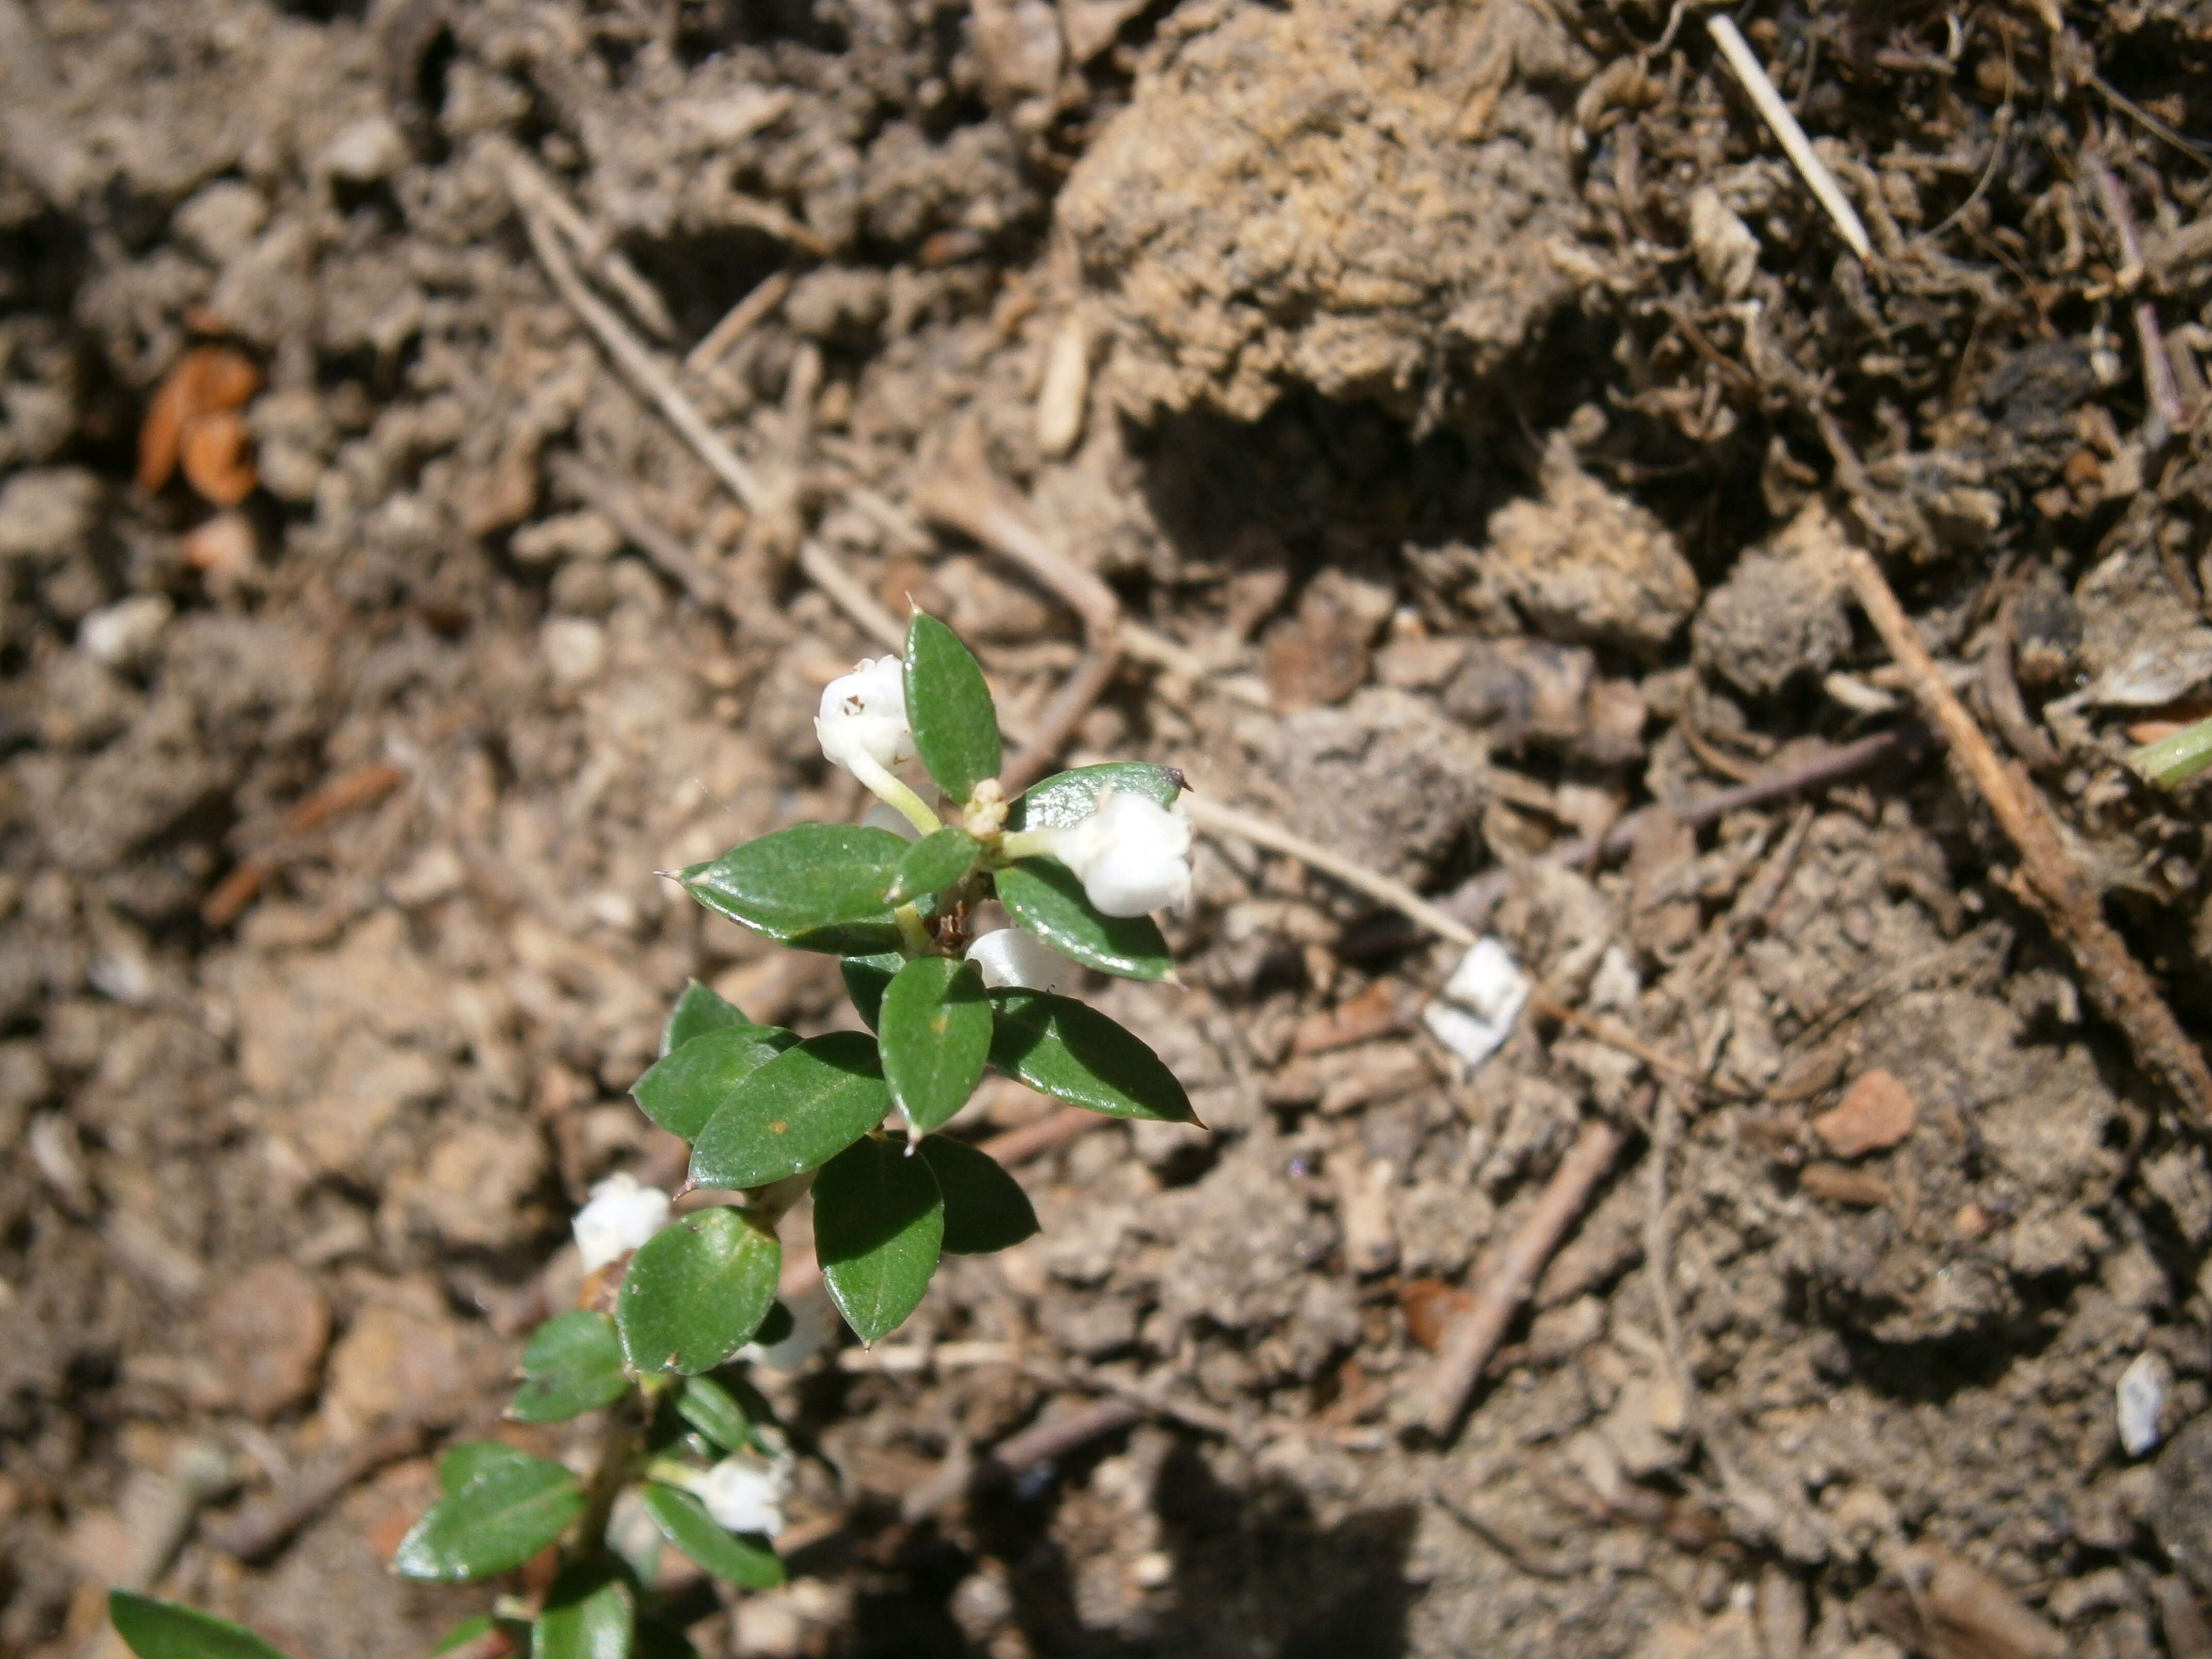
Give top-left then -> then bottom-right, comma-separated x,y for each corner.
1811,1067 -> 1917,1159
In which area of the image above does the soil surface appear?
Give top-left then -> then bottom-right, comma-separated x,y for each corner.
7,2 -> 2212,1656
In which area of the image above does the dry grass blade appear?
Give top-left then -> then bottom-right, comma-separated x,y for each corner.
1706,15 -> 1872,263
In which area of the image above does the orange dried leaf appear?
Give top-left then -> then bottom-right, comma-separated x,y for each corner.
180,411 -> 257,506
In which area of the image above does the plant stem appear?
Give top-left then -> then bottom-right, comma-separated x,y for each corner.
572,1390 -> 645,1567
995,828 -> 1060,863
849,754 -> 941,836
2129,715 -> 2212,787
894,903 -> 932,956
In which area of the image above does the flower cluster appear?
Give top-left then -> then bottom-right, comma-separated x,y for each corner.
815,650 -> 1194,921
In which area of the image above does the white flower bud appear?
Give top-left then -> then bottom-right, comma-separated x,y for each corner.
965,926 -> 1079,994
814,656 -> 915,777
696,1450 -> 792,1536
1046,789 -> 1193,917
571,1172 -> 671,1272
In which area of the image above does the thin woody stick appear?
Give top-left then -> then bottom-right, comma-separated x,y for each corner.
1841,546 -> 2212,1124
1419,1101 -> 1637,1439
2084,150 -> 2189,435
1707,15 -> 1873,263
511,173 -> 776,523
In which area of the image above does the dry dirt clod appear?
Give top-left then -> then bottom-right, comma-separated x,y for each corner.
1480,437 -> 1701,652
1058,0 -> 1592,421
203,1261 -> 332,1422
1811,1068 -> 1918,1159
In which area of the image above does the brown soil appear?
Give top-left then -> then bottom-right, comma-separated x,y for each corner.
6,2 -> 2212,1656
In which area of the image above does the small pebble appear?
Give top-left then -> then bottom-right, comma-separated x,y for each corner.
2119,1351 -> 2174,1457
1812,1068 -> 1916,1158
78,595 -> 172,668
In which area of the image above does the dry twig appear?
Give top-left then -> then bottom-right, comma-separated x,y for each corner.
2084,149 -> 2190,435
202,762 -> 406,927
1445,727 -> 1915,924
510,172 -> 782,531
685,269 -> 793,376
503,148 -> 678,345
1841,546 -> 2212,1125
1419,1102 -> 1635,1440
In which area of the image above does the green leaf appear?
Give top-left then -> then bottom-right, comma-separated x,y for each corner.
886,826 -> 982,905
1007,761 -> 1183,831
674,1374 -> 752,1451
616,1208 -> 782,1376
660,980 -> 750,1059
109,1592 -> 293,1659
534,1564 -> 633,1659
689,1033 -> 890,1190
995,858 -> 1174,981
436,1439 -> 537,1497
813,1135 -> 945,1344
391,1450 -> 583,1581
904,610 -> 1002,804
633,1025 -> 800,1143
641,1484 -> 786,1590
509,1311 -> 629,1423
879,956 -> 991,1135
841,952 -> 900,1031
987,990 -> 1196,1124
434,1615 -> 532,1656
918,1136 -> 1039,1254
680,824 -> 907,954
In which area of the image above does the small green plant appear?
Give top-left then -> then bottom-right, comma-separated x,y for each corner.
2128,714 -> 2212,789
112,611 -> 1196,1658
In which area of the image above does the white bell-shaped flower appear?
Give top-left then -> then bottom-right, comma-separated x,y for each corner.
814,656 -> 915,776
571,1172 -> 670,1272
1047,789 -> 1193,917
696,1449 -> 792,1536
966,926 -> 1079,993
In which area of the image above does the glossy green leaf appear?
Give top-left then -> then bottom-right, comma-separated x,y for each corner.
886,825 -> 982,905
391,1450 -> 582,1581
660,980 -> 751,1059
641,1484 -> 785,1590
679,824 -> 907,954
904,610 -> 1001,804
534,1564 -> 633,1659
994,858 -> 1174,981
918,1135 -> 1039,1254
879,956 -> 991,1135
633,1025 -> 800,1143
813,1134 -> 944,1344
675,1374 -> 752,1451
434,1615 -> 532,1656
841,952 -> 900,1031
436,1439 -> 536,1497
109,1592 -> 293,1659
987,989 -> 1196,1123
689,1033 -> 890,1191
1007,761 -> 1183,831
509,1310 -> 629,1423
616,1208 -> 782,1375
